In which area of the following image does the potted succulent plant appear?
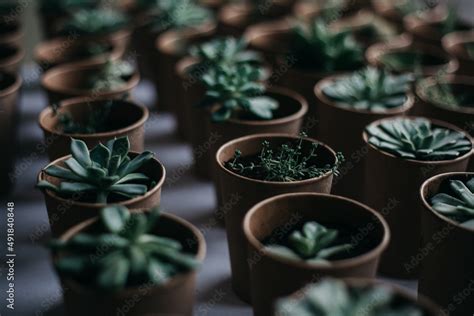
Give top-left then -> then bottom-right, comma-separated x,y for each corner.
51,205 -> 205,316
442,30 -> 474,76
314,67 -> 414,201
0,71 -> 21,195
0,43 -> 24,73
37,137 -> 166,236
363,117 -> 472,279
39,96 -> 149,161
215,133 -> 342,301
243,192 -> 389,316
366,34 -> 458,76
275,278 -> 444,316
419,172 -> 474,315
34,38 -> 126,71
41,59 -> 140,104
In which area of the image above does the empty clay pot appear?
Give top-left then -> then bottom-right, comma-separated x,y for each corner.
314,74 -> 414,201
363,117 -> 472,279
215,134 -> 339,302
41,62 -> 140,104
0,43 -> 24,73
442,30 -> 474,76
57,211 -> 205,316
419,172 -> 474,316
38,96 -> 149,161
37,152 -> 166,237
244,192 -> 390,316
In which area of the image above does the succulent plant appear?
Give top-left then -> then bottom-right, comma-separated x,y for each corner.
322,67 -> 413,112
421,80 -> 474,109
39,0 -> 99,14
50,205 -> 200,291
275,279 -> 424,316
430,178 -> 474,229
37,137 -> 156,203
265,221 -> 352,265
227,134 -> 344,181
198,64 -> 278,122
291,19 -> 364,72
366,117 -> 472,161
87,60 -> 135,91
60,9 -> 128,35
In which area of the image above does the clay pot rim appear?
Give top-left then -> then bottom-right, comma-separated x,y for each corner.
0,44 -> 25,68
37,152 -> 166,209
0,71 -> 21,98
315,73 -> 415,115
442,30 -> 474,61
218,2 -> 255,25
243,17 -> 293,44
415,74 -> 474,115
420,171 -> 474,233
370,0 -> 404,23
216,133 -> 338,185
57,211 -> 206,295
0,23 -> 24,44
41,62 -> 141,97
362,116 -> 474,165
402,4 -> 448,43
243,192 -> 391,270
38,96 -> 150,138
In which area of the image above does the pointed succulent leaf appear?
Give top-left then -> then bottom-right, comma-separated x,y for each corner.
70,138 -> 92,167
101,205 -> 131,233
90,143 -> 111,168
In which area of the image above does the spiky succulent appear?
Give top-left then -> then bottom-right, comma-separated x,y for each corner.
198,64 -> 278,122
322,67 -> 413,112
291,20 -> 364,72
37,137 -> 156,203
380,50 -> 447,73
421,80 -> 474,109
39,0 -> 99,14
60,9 -> 128,35
430,178 -> 474,229
266,222 -> 352,265
227,134 -> 344,181
275,279 -> 424,316
87,60 -> 135,91
366,117 -> 472,161
50,205 -> 199,291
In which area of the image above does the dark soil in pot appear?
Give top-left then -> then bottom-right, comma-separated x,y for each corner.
58,211 -> 205,316
442,30 -> 474,76
363,117 -> 472,279
37,152 -> 166,237
419,172 -> 474,316
0,43 -> 24,73
39,97 -> 149,161
243,192 -> 390,316
215,134 -> 338,302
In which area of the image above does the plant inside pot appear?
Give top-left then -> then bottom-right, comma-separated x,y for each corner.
315,67 -> 414,200
363,116 -> 472,279
39,97 -> 149,161
216,133 -> 340,302
275,278 -> 443,316
243,192 -> 389,316
419,172 -> 474,316
37,136 -> 165,236
442,30 -> 474,76
50,205 -> 205,316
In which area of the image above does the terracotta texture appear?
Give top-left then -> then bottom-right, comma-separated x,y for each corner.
41,62 -> 140,104
370,0 -> 406,31
38,153 -> 166,237
39,97 -> 149,161
314,75 -> 414,201
363,118 -> 472,279
0,22 -> 24,47
243,193 -> 390,316
419,172 -> 474,316
0,71 -> 21,195
0,43 -> 24,73
218,3 -> 260,37
442,31 -> 474,76
58,212 -> 206,316
215,134 -> 338,302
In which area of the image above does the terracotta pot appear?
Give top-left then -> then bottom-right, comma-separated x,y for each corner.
41,62 -> 140,104
37,152 -> 166,237
243,192 -> 390,316
218,2 -> 261,37
39,96 -> 149,161
215,134 -> 338,302
154,25 -> 216,113
293,0 -> 353,21
276,278 -> 444,316
57,211 -> 205,316
0,43 -> 24,73
366,34 -> 458,77
314,75 -> 415,201
419,172 -> 474,316
0,71 -> 21,195
192,87 -> 308,179
34,37 -> 126,71
257,0 -> 297,18
199,0 -> 224,12
442,31 -> 474,76
370,0 -> 406,31
363,117 -> 472,279
0,21 -> 24,47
